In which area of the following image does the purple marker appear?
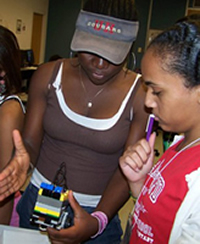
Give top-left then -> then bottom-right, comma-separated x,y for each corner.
146,114 -> 155,141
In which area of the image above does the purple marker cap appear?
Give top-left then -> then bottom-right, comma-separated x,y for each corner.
146,114 -> 155,141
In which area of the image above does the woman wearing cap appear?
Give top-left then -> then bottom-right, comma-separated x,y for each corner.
0,0 -> 148,243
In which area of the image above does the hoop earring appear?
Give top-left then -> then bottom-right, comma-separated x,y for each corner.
124,52 -> 137,71
131,52 -> 136,71
69,50 -> 79,67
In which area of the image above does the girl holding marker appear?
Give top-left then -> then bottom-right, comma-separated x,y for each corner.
120,17 -> 200,243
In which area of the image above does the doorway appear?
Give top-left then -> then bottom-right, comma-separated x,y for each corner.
31,13 -> 43,65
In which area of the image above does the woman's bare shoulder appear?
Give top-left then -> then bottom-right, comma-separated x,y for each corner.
28,59 -> 67,91
36,59 -> 64,78
0,99 -> 24,125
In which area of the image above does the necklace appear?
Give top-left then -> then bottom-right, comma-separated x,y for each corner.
145,136 -> 200,191
79,66 -> 107,108
158,137 -> 200,172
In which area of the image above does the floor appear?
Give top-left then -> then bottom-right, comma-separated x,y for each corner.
118,128 -> 164,236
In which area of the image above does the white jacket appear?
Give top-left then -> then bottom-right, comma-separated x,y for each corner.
169,159 -> 200,243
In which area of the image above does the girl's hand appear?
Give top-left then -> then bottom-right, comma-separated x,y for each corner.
119,132 -> 156,183
0,130 -> 30,200
47,190 -> 99,244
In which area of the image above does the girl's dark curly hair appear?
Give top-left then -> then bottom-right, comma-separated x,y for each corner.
0,25 -> 21,96
148,16 -> 200,88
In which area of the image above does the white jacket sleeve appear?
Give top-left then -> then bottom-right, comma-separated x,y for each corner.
175,212 -> 200,243
169,168 -> 200,244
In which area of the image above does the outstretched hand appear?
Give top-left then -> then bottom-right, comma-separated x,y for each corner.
120,132 -> 156,183
0,129 -> 30,201
47,190 -> 98,244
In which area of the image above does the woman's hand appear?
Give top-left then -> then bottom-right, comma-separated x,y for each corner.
119,133 -> 156,185
0,129 -> 30,200
48,190 -> 99,244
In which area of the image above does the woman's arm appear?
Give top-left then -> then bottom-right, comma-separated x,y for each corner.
0,61 -> 59,199
0,100 -> 24,170
95,78 -> 149,218
0,99 -> 24,224
23,61 -> 58,165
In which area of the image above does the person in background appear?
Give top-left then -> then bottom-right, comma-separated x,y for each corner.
0,25 -> 25,225
0,0 -> 148,243
120,16 -> 200,243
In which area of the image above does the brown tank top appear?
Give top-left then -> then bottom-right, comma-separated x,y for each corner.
36,64 -> 141,195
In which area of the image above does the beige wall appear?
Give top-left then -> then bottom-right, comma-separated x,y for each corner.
0,0 -> 49,63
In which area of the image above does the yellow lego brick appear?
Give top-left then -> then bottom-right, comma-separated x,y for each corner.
60,190 -> 69,201
38,189 -> 43,195
35,206 -> 60,218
